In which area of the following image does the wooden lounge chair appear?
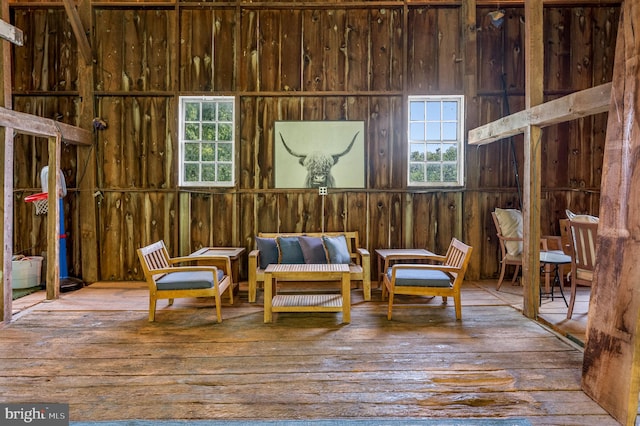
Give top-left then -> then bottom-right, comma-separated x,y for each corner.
137,240 -> 233,322
381,238 -> 473,320
492,210 -> 523,290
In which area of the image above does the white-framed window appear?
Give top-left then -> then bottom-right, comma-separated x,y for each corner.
178,96 -> 235,187
407,95 -> 465,187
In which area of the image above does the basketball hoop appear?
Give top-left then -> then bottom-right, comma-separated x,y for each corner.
25,192 -> 49,215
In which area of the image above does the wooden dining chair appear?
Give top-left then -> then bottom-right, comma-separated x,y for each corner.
492,211 -> 522,290
567,220 -> 598,319
492,210 -> 562,292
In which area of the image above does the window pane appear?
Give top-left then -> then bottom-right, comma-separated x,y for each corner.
426,102 -> 441,120
409,163 -> 425,182
218,123 -> 233,141
426,144 -> 441,161
410,143 -> 425,161
218,143 -> 233,161
443,122 -> 457,140
443,164 -> 458,181
426,123 -> 440,140
184,103 -> 199,121
184,164 -> 199,182
202,164 -> 216,181
202,102 -> 216,121
202,124 -> 216,141
218,164 -> 232,182
410,122 -> 425,141
442,144 -> 457,161
409,101 -> 425,121
426,164 -> 441,182
184,143 -> 199,161
442,101 -> 457,120
184,123 -> 199,140
202,143 -> 216,161
218,102 -> 233,121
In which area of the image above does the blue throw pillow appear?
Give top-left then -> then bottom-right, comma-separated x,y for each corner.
256,237 -> 279,269
277,236 -> 305,264
298,236 -> 327,264
322,235 -> 351,264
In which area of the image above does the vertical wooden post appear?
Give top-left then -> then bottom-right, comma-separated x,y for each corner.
462,0 -> 477,130
0,1 -> 14,323
179,192 -> 191,255
0,128 -> 9,324
76,0 -> 98,282
582,2 -> 640,424
462,0 -> 477,270
46,136 -> 61,300
521,0 -> 544,318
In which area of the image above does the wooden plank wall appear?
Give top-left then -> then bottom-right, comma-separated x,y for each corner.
8,1 -> 619,283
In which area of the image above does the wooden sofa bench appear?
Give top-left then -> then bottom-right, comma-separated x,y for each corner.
248,231 -> 371,303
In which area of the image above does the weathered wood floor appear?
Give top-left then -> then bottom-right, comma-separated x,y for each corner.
1,280 -> 618,425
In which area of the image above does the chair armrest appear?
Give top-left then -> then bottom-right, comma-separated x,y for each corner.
354,247 -> 370,266
356,247 -> 370,256
384,253 -> 446,262
249,249 -> 259,269
542,235 -> 563,251
168,255 -> 196,265
170,255 -> 232,276
382,253 -> 446,275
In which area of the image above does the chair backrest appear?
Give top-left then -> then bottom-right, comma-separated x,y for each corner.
559,219 -> 573,256
569,220 -> 598,284
443,238 -> 473,283
137,241 -> 171,283
491,212 -> 508,259
491,210 -> 524,257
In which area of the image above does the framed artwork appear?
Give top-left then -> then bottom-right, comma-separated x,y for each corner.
274,121 -> 365,189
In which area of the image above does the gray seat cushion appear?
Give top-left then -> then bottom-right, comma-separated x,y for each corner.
387,268 -> 451,287
156,270 -> 224,290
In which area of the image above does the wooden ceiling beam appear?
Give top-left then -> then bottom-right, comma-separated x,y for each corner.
0,106 -> 92,145
62,0 -> 93,65
0,19 -> 22,45
468,83 -> 612,146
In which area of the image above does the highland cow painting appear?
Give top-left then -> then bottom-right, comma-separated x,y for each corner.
274,121 -> 365,189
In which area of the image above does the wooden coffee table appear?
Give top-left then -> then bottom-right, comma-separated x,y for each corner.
263,264 -> 351,323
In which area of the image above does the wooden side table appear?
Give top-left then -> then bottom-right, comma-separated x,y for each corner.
188,247 -> 246,295
539,251 -> 571,307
